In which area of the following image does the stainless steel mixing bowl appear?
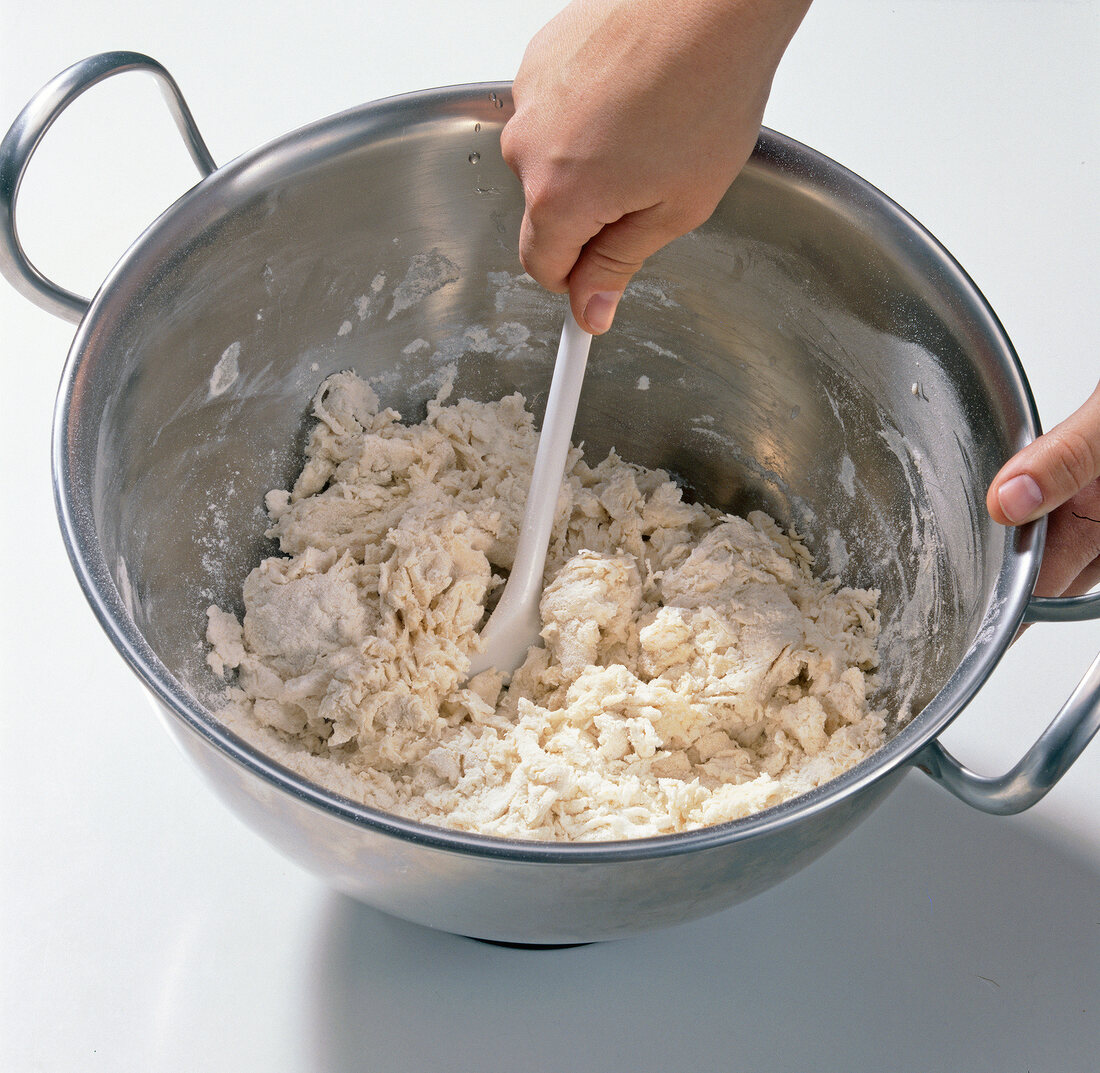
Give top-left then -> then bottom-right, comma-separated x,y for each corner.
4,53 -> 1098,943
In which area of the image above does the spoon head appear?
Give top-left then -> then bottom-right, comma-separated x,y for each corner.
466,597 -> 543,680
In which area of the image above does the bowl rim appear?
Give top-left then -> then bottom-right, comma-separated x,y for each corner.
50,81 -> 1044,863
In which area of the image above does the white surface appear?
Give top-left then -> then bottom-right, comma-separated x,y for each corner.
1,2 -> 1097,1070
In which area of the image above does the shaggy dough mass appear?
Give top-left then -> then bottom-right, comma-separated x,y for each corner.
206,369 -> 885,841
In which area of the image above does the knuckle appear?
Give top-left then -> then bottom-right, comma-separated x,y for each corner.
516,235 -> 535,276
523,172 -> 574,221
654,182 -> 723,229
515,228 -> 542,280
498,123 -> 518,169
516,224 -> 568,293
1049,427 -> 1100,492
584,244 -> 646,281
499,117 -> 543,178
665,197 -> 713,232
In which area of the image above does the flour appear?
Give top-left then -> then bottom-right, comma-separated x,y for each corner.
386,250 -> 460,320
206,369 -> 885,841
208,342 -> 241,399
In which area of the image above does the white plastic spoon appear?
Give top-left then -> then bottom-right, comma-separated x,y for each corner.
467,308 -> 593,679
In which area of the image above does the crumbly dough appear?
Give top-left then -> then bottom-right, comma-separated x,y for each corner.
206,369 -> 885,841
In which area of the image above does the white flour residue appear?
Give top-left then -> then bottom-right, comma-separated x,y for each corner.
196,478 -> 239,603
972,592 -> 1006,647
461,326 -> 497,353
636,375 -> 650,390
208,342 -> 241,399
872,424 -> 949,722
624,279 -> 678,309
786,300 -> 985,730
461,322 -> 531,356
354,276 -> 388,321
825,529 -> 850,575
642,340 -> 679,361
369,357 -> 459,403
391,323 -> 535,373
496,322 -> 531,350
688,418 -> 737,451
488,270 -> 559,319
839,454 -> 856,497
488,270 -> 522,312
337,320 -> 353,337
387,250 -> 461,320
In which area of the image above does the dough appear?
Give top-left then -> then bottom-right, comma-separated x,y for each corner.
207,369 -> 885,841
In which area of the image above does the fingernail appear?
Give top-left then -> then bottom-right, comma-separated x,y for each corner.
582,291 -> 620,334
997,473 -> 1044,524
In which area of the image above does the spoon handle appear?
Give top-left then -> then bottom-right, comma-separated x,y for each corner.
467,309 -> 593,679
508,309 -> 593,597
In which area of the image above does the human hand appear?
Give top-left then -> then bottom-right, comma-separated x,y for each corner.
501,0 -> 811,334
987,380 -> 1100,597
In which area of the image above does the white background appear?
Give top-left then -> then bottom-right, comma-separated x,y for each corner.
1,2 -> 1097,1070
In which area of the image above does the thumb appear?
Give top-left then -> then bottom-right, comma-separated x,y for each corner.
567,205 -> 691,334
987,378 -> 1100,525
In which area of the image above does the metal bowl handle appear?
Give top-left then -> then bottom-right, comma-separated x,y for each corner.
1022,591 -> 1100,623
916,590 -> 1100,814
0,51 -> 216,323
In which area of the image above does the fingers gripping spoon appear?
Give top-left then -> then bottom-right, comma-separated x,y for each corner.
467,309 -> 593,679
